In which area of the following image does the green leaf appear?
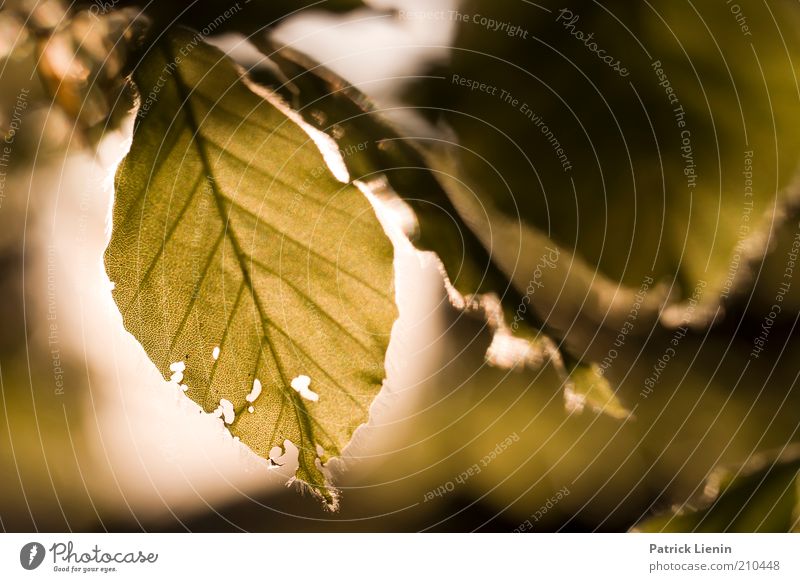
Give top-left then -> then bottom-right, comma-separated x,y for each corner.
104,27 -> 397,509
634,447 -> 800,532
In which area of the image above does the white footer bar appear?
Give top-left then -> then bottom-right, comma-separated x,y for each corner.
1,533 -> 797,580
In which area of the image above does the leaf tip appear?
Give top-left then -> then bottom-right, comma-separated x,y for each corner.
565,364 -> 635,421
287,476 -> 341,512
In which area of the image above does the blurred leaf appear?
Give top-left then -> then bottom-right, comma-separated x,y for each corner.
0,1 -> 141,147
105,0 -> 368,38
0,350 -> 94,530
408,0 -> 800,325
418,310 -> 800,532
635,447 -> 800,532
105,28 -> 397,509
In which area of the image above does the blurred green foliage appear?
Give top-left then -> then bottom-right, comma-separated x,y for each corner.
409,0 -> 800,313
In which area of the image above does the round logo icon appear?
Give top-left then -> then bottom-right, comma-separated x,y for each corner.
19,542 -> 46,570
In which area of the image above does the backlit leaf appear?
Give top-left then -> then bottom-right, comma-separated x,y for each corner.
105,28 -> 397,508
